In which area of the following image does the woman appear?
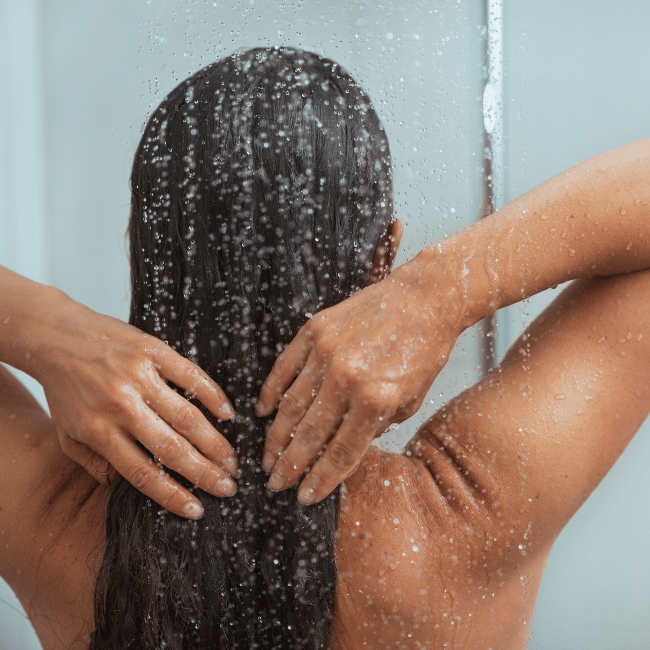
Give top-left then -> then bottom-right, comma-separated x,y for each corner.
2,47 -> 397,650
0,47 -> 649,649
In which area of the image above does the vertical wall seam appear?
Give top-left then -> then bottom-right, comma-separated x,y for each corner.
480,0 -> 505,374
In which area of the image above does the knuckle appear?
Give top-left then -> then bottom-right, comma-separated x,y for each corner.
147,341 -> 165,363
328,357 -> 351,383
194,462 -> 214,487
330,353 -> 364,385
103,385 -> 130,412
273,351 -> 291,373
401,400 -> 419,418
129,462 -> 157,489
156,434 -> 185,464
327,441 -> 358,470
381,395 -> 402,415
172,403 -> 196,434
309,312 -> 328,334
133,362 -> 156,386
360,385 -> 400,414
297,421 -> 324,448
279,391 -> 303,419
314,336 -> 336,359
81,415 -> 108,444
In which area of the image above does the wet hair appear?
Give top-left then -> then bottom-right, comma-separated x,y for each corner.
89,47 -> 393,650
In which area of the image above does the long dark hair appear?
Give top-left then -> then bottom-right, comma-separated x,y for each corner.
90,47 -> 393,650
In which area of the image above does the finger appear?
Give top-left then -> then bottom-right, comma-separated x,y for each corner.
261,351 -> 323,472
121,406 -> 238,499
65,432 -> 206,519
147,381 -> 238,476
111,435 -> 208,518
61,437 -> 111,485
266,388 -> 346,491
256,327 -> 313,416
154,345 -> 236,421
296,404 -> 390,505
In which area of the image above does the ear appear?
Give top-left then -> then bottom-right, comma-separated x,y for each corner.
369,219 -> 403,283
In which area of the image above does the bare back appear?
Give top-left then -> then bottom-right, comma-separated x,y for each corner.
0,422 -> 542,650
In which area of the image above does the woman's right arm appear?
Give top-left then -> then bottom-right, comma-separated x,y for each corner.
434,137 -> 650,320
408,268 -> 650,563
260,138 -> 650,504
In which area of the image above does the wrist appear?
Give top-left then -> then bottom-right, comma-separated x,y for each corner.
29,286 -> 86,384
410,224 -> 504,332
4,282 -> 76,382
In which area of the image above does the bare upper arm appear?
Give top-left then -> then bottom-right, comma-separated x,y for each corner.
406,270 -> 650,558
0,364 -> 99,593
0,364 -> 64,505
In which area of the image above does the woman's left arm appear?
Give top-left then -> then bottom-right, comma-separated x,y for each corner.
0,266 -> 238,519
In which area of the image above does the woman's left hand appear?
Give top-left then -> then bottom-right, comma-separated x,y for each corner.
1,274 -> 239,520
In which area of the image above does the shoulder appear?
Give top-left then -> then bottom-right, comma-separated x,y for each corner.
338,442 -> 504,591
0,365 -> 105,604
340,437 -> 525,574
333,443 -> 542,649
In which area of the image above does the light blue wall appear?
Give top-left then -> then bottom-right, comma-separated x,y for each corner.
0,0 -> 648,648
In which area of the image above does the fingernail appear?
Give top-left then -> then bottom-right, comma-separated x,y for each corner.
297,487 -> 315,505
261,452 -> 276,473
182,501 -> 204,519
221,403 -> 236,420
268,471 -> 284,491
255,400 -> 270,417
216,477 -> 237,496
223,456 -> 239,476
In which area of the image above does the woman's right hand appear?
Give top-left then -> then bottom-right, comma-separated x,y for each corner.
257,251 -> 470,505
256,140 -> 650,507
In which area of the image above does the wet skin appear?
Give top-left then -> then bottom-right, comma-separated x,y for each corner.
260,140 -> 650,508
2,269 -> 650,649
